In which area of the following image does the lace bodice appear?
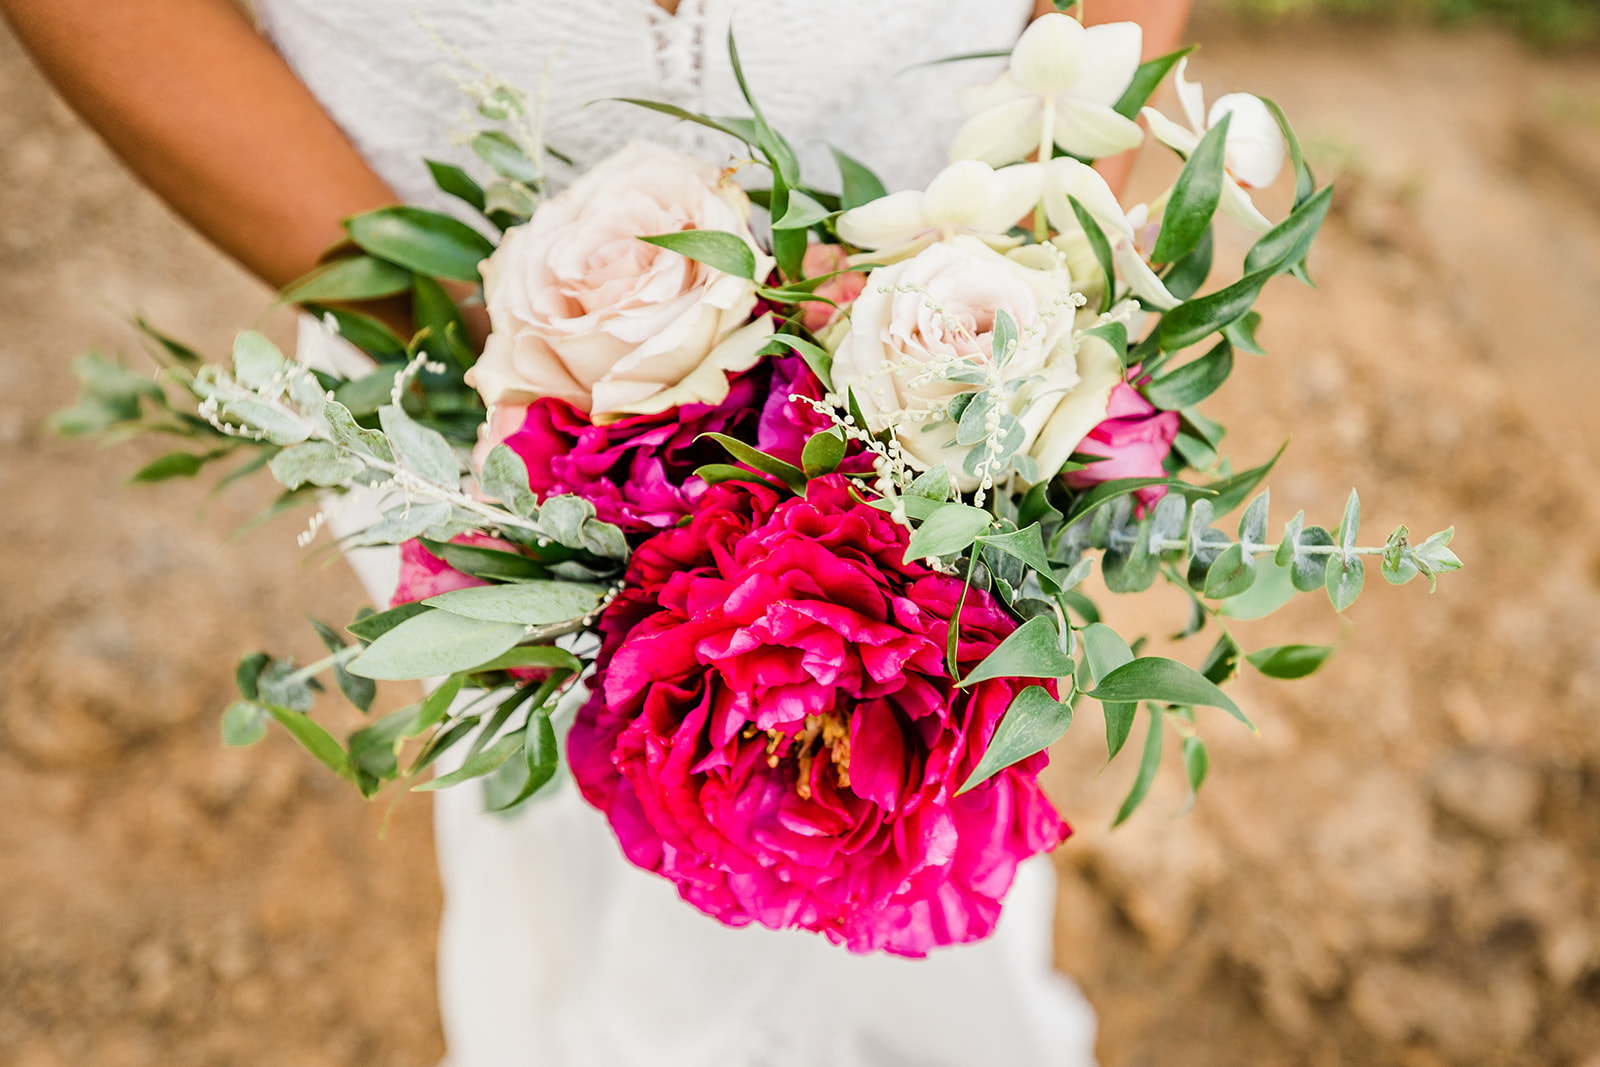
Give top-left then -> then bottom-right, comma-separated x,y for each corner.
254,0 -> 1035,208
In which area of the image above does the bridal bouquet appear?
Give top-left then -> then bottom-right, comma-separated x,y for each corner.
60,12 -> 1461,956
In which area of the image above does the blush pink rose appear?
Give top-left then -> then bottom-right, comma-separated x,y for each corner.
467,141 -> 774,422
568,477 -> 1069,957
799,243 -> 867,334
390,533 -> 519,607
1064,381 -> 1181,510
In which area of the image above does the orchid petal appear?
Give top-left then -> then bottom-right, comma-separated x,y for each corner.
1053,98 -> 1145,160
837,190 -> 930,250
1114,239 -> 1179,310
1009,12 -> 1086,95
922,160 -> 1004,227
957,71 -> 1031,117
1174,57 -> 1207,135
949,97 -> 1043,167
1209,92 -> 1286,189
1141,106 -> 1202,157
1041,157 -> 1132,239
1074,22 -> 1144,107
971,162 -> 1046,233
1218,175 -> 1274,234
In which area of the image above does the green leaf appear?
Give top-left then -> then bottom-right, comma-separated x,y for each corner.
269,441 -> 365,489
471,646 -> 583,675
976,524 -> 1058,592
417,538 -> 546,581
221,701 -> 268,747
306,305 -> 409,362
991,307 -> 1019,365
1260,97 -> 1316,207
1288,529 -> 1333,594
423,581 -> 606,625
412,274 -> 475,373
132,317 -> 205,369
1144,340 -> 1233,411
232,330 -> 288,389
470,130 -> 540,184
1159,265 -> 1272,351
698,432 -> 806,493
695,463 -> 782,488
1200,630 -> 1242,686
1247,644 -> 1335,679
426,159 -> 487,211
639,230 -> 757,280
307,616 -> 377,713
957,686 -> 1074,794
487,708 -> 561,810
1113,45 -> 1198,120
592,99 -> 756,144
961,616 -> 1077,687
1224,310 -> 1266,355
263,704 -> 352,779
378,404 -> 460,488
1153,113 -> 1231,265
1067,195 -> 1115,314
1162,228 -> 1214,303
762,333 -> 834,391
773,189 -> 833,230
129,450 -> 211,484
1082,623 -> 1137,760
1242,185 -> 1333,279
1182,734 -> 1209,807
831,146 -> 888,210
479,443 -> 538,517
1082,320 -> 1129,367
413,731 -> 524,792
347,601 -> 431,643
801,430 -> 846,478
345,206 -> 497,283
348,611 -> 528,680
1203,543 -> 1256,600
1327,555 -> 1365,613
235,651 -> 270,701
1113,709 -> 1165,826
904,502 -> 993,562
769,176 -> 807,283
1194,441 -> 1288,516
1089,657 -> 1252,731
1065,477 -> 1201,525
1339,488 -> 1361,551
277,255 -> 413,305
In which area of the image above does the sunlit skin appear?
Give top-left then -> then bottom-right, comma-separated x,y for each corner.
0,0 -> 1192,336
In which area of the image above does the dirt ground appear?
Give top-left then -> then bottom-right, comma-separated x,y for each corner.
4,9 -> 1600,1067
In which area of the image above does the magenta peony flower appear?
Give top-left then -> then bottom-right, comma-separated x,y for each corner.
478,369 -> 770,534
1064,381 -> 1181,511
390,533 -> 517,608
568,476 -> 1069,956
757,355 -> 877,475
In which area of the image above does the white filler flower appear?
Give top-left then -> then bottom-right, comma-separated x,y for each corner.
1141,59 -> 1286,232
950,13 -> 1145,166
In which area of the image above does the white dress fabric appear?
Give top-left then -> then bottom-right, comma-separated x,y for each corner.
261,2 -> 1100,1064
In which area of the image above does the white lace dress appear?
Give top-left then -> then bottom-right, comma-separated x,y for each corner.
254,2 -> 1100,1064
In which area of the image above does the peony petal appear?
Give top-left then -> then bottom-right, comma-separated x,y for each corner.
948,97 -> 1044,168
921,160 -> 1003,228
1029,331 -> 1124,481
1040,157 -> 1132,239
1074,22 -> 1143,107
970,162 -> 1046,235
1140,106 -> 1201,158
1009,12 -> 1085,94
1218,175 -> 1275,234
1209,92 -> 1286,189
1174,57 -> 1207,135
1052,99 -> 1145,160
836,190 -> 930,251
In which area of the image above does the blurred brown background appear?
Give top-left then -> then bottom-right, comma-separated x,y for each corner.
4,5 -> 1600,1066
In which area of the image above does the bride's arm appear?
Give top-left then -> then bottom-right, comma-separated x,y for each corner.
0,0 -> 396,291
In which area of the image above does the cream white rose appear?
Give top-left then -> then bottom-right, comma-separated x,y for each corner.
831,235 -> 1116,491
466,140 -> 774,422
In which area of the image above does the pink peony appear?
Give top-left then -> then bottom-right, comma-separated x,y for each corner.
390,533 -> 518,607
478,368 -> 770,535
1064,381 -> 1181,511
799,243 -> 867,334
568,477 -> 1069,956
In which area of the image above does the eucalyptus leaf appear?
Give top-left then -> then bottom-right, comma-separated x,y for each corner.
904,503 -> 993,562
480,444 -> 539,517
1291,525 -> 1336,592
1203,543 -> 1256,600
221,701 -> 268,747
1327,555 -> 1365,613
379,404 -> 460,488
1247,644 -> 1335,679
269,441 -> 364,489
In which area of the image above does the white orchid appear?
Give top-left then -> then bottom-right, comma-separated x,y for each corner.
949,13 -> 1145,167
1140,59 -> 1286,233
836,160 -> 1043,263
1038,157 -> 1180,311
